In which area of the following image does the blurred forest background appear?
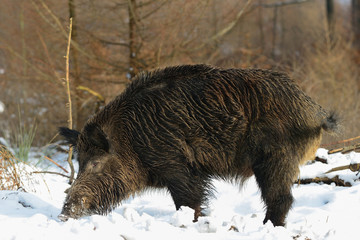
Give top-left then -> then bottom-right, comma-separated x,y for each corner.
0,0 -> 359,148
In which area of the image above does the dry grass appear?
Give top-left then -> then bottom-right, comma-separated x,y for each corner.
0,144 -> 22,190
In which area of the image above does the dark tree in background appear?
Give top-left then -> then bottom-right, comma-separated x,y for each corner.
326,0 -> 335,44
353,0 -> 360,50
128,0 -> 140,79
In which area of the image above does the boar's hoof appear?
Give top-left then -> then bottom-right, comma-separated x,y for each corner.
193,206 -> 205,222
58,214 -> 70,222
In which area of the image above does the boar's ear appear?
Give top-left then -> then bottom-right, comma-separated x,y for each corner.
83,123 -> 109,152
59,127 -> 80,147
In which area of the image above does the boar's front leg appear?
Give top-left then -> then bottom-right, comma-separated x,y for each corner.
166,172 -> 209,222
252,153 -> 296,227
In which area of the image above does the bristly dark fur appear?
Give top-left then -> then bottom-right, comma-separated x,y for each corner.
59,127 -> 80,147
59,64 -> 339,226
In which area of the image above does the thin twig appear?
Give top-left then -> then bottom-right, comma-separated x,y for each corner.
325,163 -> 360,174
259,0 -> 312,8
327,143 -> 360,154
32,0 -> 127,70
2,45 -> 54,82
76,85 -> 105,102
32,171 -> 70,179
65,18 -> 75,184
187,0 -> 253,51
36,28 -> 61,81
321,136 -> 360,147
44,156 -> 68,173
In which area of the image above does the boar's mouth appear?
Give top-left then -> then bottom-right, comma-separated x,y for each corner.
59,173 -> 127,221
58,213 -> 70,222
57,201 -> 96,222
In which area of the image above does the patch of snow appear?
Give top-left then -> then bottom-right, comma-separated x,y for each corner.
0,137 -> 9,146
0,101 -> 4,113
0,150 -> 359,239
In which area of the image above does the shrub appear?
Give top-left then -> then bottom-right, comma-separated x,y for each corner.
0,144 -> 21,190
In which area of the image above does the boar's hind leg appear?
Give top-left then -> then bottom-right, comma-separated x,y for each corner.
252,154 -> 296,227
167,174 -> 209,222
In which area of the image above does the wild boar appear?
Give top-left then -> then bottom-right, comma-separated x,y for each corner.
58,64 -> 338,226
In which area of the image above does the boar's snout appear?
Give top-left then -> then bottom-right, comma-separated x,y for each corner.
58,213 -> 70,222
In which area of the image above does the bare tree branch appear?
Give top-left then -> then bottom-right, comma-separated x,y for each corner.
325,163 -> 360,174
32,171 -> 70,179
31,0 -> 128,71
297,176 -> 352,187
141,0 -> 169,20
328,143 -> 360,154
2,45 -> 55,82
321,136 -> 360,148
44,156 -> 68,173
259,0 -> 313,8
188,0 -> 253,51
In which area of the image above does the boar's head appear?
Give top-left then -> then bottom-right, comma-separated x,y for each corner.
58,123 -> 127,221
58,178 -> 97,221
58,171 -> 122,221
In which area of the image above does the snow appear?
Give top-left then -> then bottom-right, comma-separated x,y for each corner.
1,148 -> 360,240
0,101 -> 4,113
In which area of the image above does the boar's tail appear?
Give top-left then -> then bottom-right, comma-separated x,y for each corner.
321,111 -> 340,134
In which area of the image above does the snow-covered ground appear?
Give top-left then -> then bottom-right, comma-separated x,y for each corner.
0,101 -> 4,113
1,148 -> 359,240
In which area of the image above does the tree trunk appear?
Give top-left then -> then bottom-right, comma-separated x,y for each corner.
258,0 -> 265,53
128,0 -> 140,79
20,5 -> 27,76
353,0 -> 360,49
271,7 -> 279,59
326,0 -> 335,45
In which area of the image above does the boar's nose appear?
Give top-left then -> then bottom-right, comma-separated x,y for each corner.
58,213 -> 70,222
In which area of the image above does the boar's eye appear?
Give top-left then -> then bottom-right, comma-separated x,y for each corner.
91,161 -> 101,170
87,160 -> 104,173
81,197 -> 87,208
